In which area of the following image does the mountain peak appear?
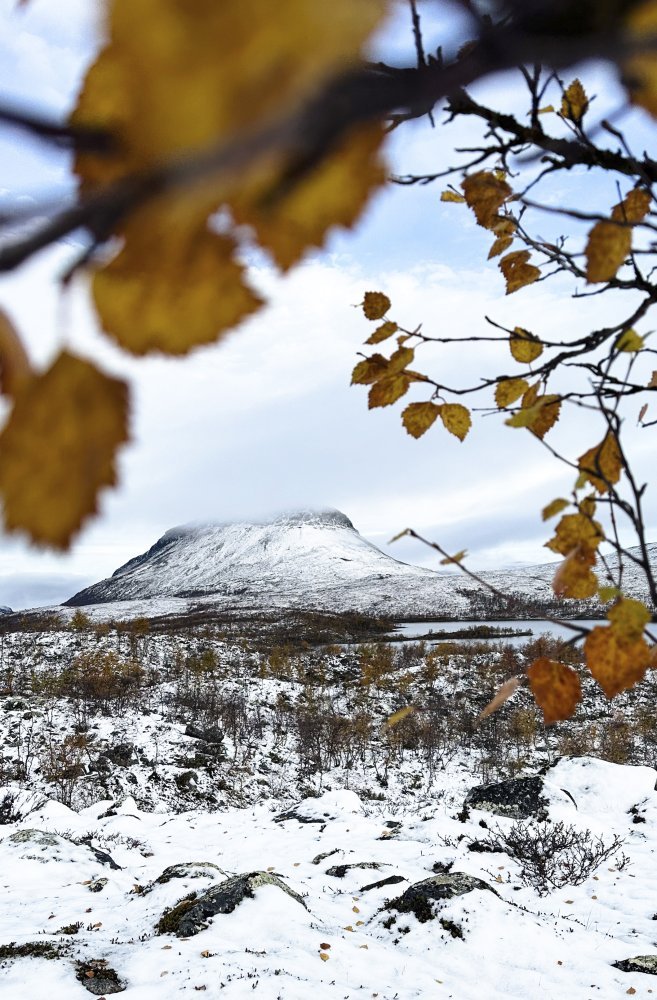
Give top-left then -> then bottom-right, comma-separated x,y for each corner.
65,508 -> 434,610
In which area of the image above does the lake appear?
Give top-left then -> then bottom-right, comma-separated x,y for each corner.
390,619 -> 606,646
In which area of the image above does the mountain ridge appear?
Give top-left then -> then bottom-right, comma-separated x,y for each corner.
64,509 -> 656,619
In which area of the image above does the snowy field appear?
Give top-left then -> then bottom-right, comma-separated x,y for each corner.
1,756 -> 656,999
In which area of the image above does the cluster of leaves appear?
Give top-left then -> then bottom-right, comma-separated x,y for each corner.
0,0 -> 389,548
351,69 -> 657,721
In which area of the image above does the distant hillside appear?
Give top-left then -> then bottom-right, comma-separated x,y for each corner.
64,510 -> 656,621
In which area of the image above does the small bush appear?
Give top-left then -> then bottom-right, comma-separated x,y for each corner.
475,819 -> 624,895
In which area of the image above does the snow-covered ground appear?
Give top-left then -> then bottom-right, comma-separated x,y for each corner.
1,758 -> 656,999
0,617 -> 656,997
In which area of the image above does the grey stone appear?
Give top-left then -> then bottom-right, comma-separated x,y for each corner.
157,871 -> 307,937
465,775 -> 548,820
613,955 -> 657,975
385,873 -> 497,923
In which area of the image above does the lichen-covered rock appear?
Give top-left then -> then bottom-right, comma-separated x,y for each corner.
156,871 -> 307,937
464,775 -> 548,820
76,960 -> 126,995
88,877 -> 108,893
7,829 -> 60,847
613,955 -> 657,975
384,873 -> 497,924
146,861 -> 227,893
325,861 -> 380,878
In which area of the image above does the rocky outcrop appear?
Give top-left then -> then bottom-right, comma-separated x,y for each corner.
156,871 -> 307,937
464,775 -> 549,820
384,873 -> 497,924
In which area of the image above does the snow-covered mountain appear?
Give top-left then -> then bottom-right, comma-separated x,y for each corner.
65,509 -> 467,618
64,509 -> 656,620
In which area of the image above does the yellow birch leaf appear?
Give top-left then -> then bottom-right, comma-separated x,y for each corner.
607,597 -> 651,642
552,547 -> 598,599
461,171 -> 512,230
522,380 -> 541,408
529,395 -> 561,439
368,373 -> 410,409
527,657 -> 582,724
488,235 -> 514,259
73,0 -> 386,180
351,354 -> 388,385
439,403 -> 472,441
538,104 -> 555,114
366,321 -> 398,345
478,675 -> 522,722
542,498 -> 569,521
578,432 -> 623,493
386,346 -> 414,375
500,251 -> 540,294
613,188 -> 652,224
626,2 -> 657,117
383,706 -> 416,729
0,352 -> 129,550
231,122 -> 387,271
440,190 -> 466,203
585,221 -> 631,283
93,207 -> 262,356
560,79 -> 589,123
585,625 -> 650,698
510,328 -> 543,363
362,292 -> 391,321
401,401 -> 441,439
440,549 -> 467,565
615,328 -> 644,352
505,395 -> 561,438
490,216 -> 517,236
495,378 -> 529,408
0,308 -> 32,398
545,513 -> 604,556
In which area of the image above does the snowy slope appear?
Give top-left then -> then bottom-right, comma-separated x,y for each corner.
65,510 -> 472,618
64,510 -> 657,620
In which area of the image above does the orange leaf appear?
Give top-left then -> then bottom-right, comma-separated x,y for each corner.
607,597 -> 651,642
552,547 -> 598,600
0,308 -> 32,398
509,328 -> 543,363
560,79 -> 589,123
439,402 -> 471,441
500,251 -> 540,294
545,513 -> 604,557
362,291 -> 391,320
351,354 -> 388,385
585,625 -> 650,698
495,378 -> 528,407
461,171 -> 512,230
366,321 -> 397,345
0,352 -> 129,550
578,432 -> 623,493
401,401 -> 440,439
478,675 -> 522,721
527,657 -> 582,724
368,373 -> 410,408
585,221 -> 631,283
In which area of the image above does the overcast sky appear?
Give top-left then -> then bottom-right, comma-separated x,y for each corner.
0,0 -> 655,610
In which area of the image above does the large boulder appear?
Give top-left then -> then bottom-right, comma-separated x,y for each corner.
464,775 -> 548,820
385,873 -> 497,924
156,871 -> 307,937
